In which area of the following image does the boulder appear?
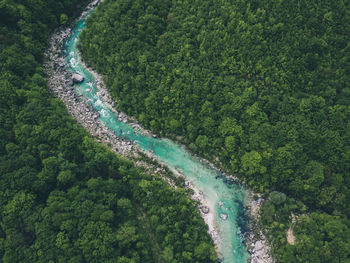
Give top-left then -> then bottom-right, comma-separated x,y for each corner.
72,73 -> 84,83
201,206 -> 210,214
220,213 -> 228,220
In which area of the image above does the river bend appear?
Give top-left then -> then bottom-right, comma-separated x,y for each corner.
60,3 -> 251,262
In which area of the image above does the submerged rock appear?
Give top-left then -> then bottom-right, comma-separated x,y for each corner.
72,73 -> 84,83
220,213 -> 228,220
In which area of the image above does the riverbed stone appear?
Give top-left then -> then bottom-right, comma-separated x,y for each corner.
201,206 -> 210,214
220,213 -> 228,220
72,73 -> 84,83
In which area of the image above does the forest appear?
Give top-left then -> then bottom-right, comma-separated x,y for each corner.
79,0 -> 350,262
0,0 -> 217,262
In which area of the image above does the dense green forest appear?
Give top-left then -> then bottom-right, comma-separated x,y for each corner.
0,0 -> 217,262
80,0 -> 350,261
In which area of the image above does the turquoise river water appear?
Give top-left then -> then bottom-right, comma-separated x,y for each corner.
64,6 -> 250,263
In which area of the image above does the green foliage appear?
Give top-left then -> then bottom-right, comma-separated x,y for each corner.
269,191 -> 286,206
292,213 -> 350,263
195,135 -> 209,150
80,0 -> 350,261
241,151 -> 266,176
60,13 -> 68,25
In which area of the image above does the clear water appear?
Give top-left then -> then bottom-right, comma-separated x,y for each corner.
64,8 -> 250,263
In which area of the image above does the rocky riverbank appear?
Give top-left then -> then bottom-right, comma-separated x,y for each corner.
43,1 -> 273,262
44,0 -> 139,159
162,140 -> 274,262
43,0 -> 224,254
245,196 -> 274,263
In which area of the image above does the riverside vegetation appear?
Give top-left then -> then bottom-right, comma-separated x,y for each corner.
79,0 -> 350,262
0,0 -> 217,262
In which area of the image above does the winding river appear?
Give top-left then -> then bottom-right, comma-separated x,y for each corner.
64,4 -> 250,263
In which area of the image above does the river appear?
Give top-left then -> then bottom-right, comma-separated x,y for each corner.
64,3 -> 251,263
